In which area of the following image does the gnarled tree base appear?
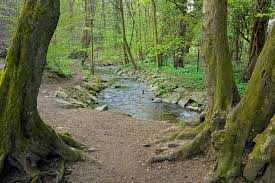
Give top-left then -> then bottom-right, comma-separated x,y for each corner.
0,116 -> 86,182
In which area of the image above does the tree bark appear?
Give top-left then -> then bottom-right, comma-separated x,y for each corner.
244,0 -> 271,82
118,0 -> 138,69
151,0 -> 162,68
0,0 -> 83,180
149,0 -> 238,163
214,23 -> 275,182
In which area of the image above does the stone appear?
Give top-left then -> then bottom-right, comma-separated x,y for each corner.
155,147 -> 169,154
55,89 -> 68,99
87,147 -> 96,152
167,143 -> 179,148
95,105 -> 108,112
56,99 -> 76,109
142,144 -> 151,148
152,98 -> 162,103
69,98 -> 87,108
178,91 -> 206,109
185,105 -> 203,113
161,92 -> 181,104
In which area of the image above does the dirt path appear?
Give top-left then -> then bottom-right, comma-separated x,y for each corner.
37,75 -> 213,183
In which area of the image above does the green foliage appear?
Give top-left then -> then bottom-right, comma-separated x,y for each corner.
46,0 -> 84,78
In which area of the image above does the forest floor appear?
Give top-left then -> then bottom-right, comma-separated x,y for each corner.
37,69 -> 214,183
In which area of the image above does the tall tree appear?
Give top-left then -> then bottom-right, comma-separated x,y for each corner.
0,0 -> 83,181
151,0 -> 162,67
214,23 -> 275,182
244,0 -> 271,81
118,0 -> 138,69
150,0 -> 238,163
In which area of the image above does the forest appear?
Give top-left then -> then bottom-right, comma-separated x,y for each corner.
0,0 -> 274,182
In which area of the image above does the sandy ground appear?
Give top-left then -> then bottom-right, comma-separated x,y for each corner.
37,75 -> 214,183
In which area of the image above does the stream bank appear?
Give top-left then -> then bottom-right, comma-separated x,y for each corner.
95,66 -> 203,124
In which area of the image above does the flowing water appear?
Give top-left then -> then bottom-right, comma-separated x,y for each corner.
97,66 -> 200,123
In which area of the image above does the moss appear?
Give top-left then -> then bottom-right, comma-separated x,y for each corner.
243,116 -> 275,181
214,24 -> 275,181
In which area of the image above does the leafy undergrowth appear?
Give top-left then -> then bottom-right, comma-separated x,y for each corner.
120,59 -> 247,97
120,59 -> 204,97
46,42 -> 74,78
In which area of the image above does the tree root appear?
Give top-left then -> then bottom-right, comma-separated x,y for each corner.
29,158 -> 65,182
175,123 -> 206,140
149,126 -> 211,163
59,132 -> 87,150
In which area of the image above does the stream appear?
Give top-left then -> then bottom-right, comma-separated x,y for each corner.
97,66 -> 200,123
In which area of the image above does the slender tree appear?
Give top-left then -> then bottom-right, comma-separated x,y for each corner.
151,0 -> 162,67
118,0 -> 138,69
0,0 -> 83,181
244,0 -> 271,81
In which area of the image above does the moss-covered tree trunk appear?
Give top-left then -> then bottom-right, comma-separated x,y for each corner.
0,0 -> 83,181
150,0 -> 239,163
214,24 -> 275,182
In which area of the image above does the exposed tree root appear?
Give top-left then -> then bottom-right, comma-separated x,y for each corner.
59,132 -> 87,150
0,120 -> 86,182
175,123 -> 206,140
149,125 -> 212,163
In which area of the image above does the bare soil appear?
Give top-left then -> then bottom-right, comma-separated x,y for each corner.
37,73 -> 214,183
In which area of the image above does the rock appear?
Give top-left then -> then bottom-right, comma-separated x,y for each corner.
142,144 -> 151,148
69,98 -> 87,108
56,99 -> 78,109
186,105 -> 203,113
152,98 -> 162,103
179,111 -> 201,123
87,147 -> 96,152
178,91 -> 206,109
89,94 -> 98,102
95,105 -> 108,112
167,142 -> 179,148
155,147 -> 169,154
55,89 -> 68,99
161,92 -> 181,104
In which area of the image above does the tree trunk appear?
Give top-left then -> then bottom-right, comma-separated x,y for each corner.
118,0 -> 138,70
0,0 -> 83,180
174,17 -> 187,68
214,24 -> 275,182
149,0 -> 238,163
82,0 -> 92,48
244,0 -> 271,82
151,0 -> 162,68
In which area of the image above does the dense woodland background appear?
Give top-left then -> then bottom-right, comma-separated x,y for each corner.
1,0 -> 274,95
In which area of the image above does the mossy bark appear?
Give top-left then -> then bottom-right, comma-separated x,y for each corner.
0,0 -> 83,181
243,115 -> 275,181
244,0 -> 271,82
214,24 -> 275,181
179,0 -> 237,157
149,0 -> 238,163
